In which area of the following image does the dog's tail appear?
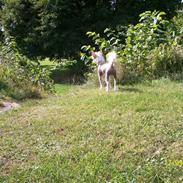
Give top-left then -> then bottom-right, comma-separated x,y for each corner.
106,51 -> 117,66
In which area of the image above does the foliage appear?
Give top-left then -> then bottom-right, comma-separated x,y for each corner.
81,27 -> 124,52
0,0 -> 181,58
121,11 -> 183,79
81,10 -> 183,83
150,44 -> 183,77
124,0 -> 182,18
80,25 -> 125,62
0,37 -> 53,99
172,11 -> 183,46
45,58 -> 89,84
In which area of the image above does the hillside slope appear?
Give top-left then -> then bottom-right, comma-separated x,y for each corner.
0,81 -> 183,182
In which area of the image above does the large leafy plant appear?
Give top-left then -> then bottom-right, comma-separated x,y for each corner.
80,27 -> 124,65
81,11 -> 182,82
121,11 -> 179,77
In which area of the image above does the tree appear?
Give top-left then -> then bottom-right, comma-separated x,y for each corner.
0,0 -> 181,58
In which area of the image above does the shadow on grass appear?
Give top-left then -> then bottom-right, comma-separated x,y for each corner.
119,86 -> 143,93
0,81 -> 8,91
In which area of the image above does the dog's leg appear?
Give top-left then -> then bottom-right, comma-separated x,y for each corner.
98,72 -> 103,89
113,72 -> 117,91
105,72 -> 110,92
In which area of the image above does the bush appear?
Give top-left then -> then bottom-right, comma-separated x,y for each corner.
150,44 -> 183,77
81,10 -> 183,84
48,58 -> 87,84
0,37 -> 53,100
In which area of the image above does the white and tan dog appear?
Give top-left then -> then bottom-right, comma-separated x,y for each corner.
91,50 -> 117,92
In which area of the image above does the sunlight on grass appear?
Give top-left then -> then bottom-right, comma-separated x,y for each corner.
0,80 -> 183,182
54,84 -> 72,94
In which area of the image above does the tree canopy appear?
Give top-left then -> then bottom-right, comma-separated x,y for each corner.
0,0 -> 182,58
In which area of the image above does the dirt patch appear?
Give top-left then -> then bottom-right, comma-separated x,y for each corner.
0,102 -> 20,113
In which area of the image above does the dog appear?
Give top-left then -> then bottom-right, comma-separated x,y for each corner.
91,50 -> 117,92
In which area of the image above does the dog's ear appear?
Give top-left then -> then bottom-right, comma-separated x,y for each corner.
91,51 -> 97,59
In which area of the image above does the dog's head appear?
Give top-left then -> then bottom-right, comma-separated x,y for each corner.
91,51 -> 97,60
90,51 -> 105,65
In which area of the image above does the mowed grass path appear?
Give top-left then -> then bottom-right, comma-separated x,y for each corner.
0,80 -> 183,183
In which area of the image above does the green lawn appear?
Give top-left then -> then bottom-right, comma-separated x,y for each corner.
0,80 -> 183,183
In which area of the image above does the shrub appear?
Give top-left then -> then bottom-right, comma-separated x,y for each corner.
48,58 -> 87,84
81,11 -> 183,84
150,44 -> 183,77
120,11 -> 179,77
0,37 -> 53,99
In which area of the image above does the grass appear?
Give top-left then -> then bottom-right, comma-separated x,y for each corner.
40,58 -> 57,67
0,79 -> 183,182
